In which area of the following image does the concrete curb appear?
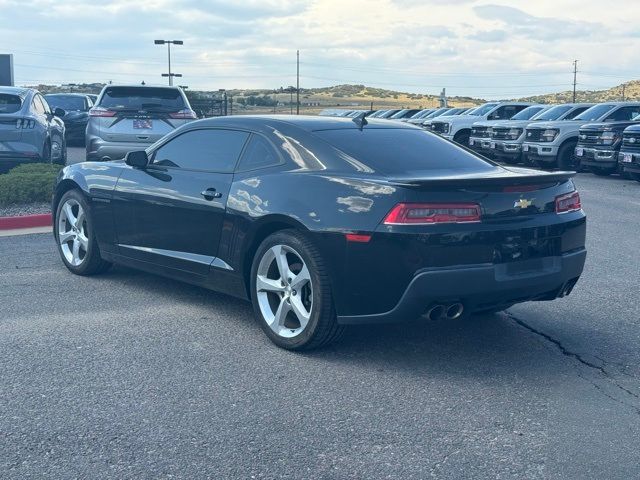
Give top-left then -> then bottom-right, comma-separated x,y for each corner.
0,213 -> 52,231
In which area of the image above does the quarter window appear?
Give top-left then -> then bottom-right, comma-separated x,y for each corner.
235,134 -> 280,171
153,129 -> 249,172
605,106 -> 640,121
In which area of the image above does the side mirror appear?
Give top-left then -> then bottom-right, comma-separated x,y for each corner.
54,107 -> 66,118
125,150 -> 149,169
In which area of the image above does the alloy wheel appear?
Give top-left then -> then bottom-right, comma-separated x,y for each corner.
256,244 -> 313,338
58,199 -> 89,267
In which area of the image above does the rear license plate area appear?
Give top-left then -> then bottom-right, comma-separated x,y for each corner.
133,119 -> 153,129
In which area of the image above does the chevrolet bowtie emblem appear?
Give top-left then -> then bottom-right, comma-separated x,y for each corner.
514,198 -> 533,209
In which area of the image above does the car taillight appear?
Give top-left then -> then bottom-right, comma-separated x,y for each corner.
89,107 -> 116,117
555,191 -> 581,214
16,118 -> 36,129
383,203 -> 481,225
169,109 -> 197,119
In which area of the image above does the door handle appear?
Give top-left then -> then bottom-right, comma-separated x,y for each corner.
201,188 -> 222,200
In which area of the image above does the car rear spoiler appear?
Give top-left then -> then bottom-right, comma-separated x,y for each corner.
386,169 -> 576,188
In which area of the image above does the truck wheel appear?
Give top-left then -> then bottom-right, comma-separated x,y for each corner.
558,142 -> 579,170
453,131 -> 470,147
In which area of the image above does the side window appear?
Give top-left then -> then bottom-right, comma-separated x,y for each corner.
235,134 -> 281,172
607,106 -> 640,121
32,96 -> 45,115
152,129 -> 249,172
491,105 -> 522,120
37,95 -> 51,114
565,107 -> 589,119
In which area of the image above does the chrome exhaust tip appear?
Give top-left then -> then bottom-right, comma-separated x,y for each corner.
445,303 -> 464,320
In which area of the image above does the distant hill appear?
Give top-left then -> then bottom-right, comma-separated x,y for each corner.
516,80 -> 640,104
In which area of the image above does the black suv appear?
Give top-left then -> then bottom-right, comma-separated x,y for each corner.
619,125 -> 640,182
576,105 -> 640,176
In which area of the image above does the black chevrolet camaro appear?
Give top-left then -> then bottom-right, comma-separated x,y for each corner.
52,115 -> 586,350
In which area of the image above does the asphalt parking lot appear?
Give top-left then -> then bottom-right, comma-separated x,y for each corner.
1,153 -> 640,478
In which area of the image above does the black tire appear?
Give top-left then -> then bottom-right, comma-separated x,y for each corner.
453,130 -> 470,147
558,142 -> 579,170
250,229 -> 343,350
54,189 -> 112,276
591,166 -> 616,176
628,172 -> 640,183
42,140 -> 51,163
52,137 -> 67,166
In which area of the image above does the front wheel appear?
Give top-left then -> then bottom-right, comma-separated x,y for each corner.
55,189 -> 112,275
250,230 -> 343,350
558,142 -> 579,170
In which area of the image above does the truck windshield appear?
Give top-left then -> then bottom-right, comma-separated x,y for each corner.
574,104 -> 616,122
473,103 -> 499,116
532,105 -> 572,121
510,106 -> 545,120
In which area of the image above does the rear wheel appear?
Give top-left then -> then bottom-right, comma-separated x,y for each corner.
558,142 -> 579,170
55,189 -> 112,275
250,230 -> 343,350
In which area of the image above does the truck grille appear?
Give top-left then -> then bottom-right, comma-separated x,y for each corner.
491,127 -> 511,140
525,128 -> 543,142
471,126 -> 490,138
622,132 -> 640,153
430,122 -> 447,133
577,129 -> 601,145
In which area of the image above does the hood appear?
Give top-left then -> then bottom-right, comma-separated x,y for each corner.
579,121 -> 640,131
624,124 -> 640,133
62,110 -> 89,122
527,120 -> 587,130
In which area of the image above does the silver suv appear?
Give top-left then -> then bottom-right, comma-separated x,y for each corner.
0,86 -> 66,173
86,85 -> 196,162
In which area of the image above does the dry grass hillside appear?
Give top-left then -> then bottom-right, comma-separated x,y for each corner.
517,80 -> 640,104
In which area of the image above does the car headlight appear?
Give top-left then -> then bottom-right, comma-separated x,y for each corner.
600,131 -> 618,145
507,128 -> 523,140
541,129 -> 559,142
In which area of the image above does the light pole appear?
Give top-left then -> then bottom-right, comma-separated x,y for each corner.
219,89 -> 227,116
154,40 -> 183,85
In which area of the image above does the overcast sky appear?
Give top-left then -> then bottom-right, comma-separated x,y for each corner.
2,0 -> 638,99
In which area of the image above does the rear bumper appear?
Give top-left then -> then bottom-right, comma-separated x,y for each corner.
86,136 -> 152,162
337,249 -> 586,325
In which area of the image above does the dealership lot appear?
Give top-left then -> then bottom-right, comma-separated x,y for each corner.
1,171 -> 639,478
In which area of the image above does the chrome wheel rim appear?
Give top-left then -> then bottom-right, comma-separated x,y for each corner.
58,199 -> 88,267
256,244 -> 312,338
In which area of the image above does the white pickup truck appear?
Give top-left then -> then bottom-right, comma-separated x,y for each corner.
428,102 -> 533,146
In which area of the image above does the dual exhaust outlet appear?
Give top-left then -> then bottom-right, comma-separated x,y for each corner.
426,302 -> 465,321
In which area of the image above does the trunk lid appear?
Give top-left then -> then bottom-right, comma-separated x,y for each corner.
0,115 -> 22,143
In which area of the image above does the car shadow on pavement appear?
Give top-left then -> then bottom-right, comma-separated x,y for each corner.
96,265 -> 568,380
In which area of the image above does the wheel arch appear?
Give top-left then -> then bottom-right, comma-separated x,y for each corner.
52,179 -> 87,219
241,214 -> 310,294
558,135 -> 579,151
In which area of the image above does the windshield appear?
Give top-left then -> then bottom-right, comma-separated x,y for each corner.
464,107 -> 479,115
574,104 -> 617,122
410,109 -> 430,119
532,105 -> 572,121
99,87 -> 186,112
510,106 -> 545,121
472,103 -> 499,116
315,128 -> 495,175
0,94 -> 22,114
423,108 -> 451,119
390,109 -> 410,119
44,95 -> 86,111
379,109 -> 400,118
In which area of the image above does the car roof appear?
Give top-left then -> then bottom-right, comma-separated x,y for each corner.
0,86 -> 31,97
183,115 -> 417,133
103,84 -> 183,89
44,93 -> 88,97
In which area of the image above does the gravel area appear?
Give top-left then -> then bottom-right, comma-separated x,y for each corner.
0,202 -> 52,218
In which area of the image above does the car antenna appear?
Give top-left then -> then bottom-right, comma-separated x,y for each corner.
352,112 -> 368,130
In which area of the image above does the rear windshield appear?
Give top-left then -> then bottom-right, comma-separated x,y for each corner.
99,87 -> 185,112
574,104 -> 616,122
45,95 -> 86,111
0,94 -> 22,114
315,128 -> 495,174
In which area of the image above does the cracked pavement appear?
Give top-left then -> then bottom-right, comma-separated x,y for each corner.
1,172 -> 639,479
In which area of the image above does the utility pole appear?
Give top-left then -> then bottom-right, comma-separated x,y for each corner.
622,84 -> 626,101
572,60 -> 578,103
296,50 -> 300,115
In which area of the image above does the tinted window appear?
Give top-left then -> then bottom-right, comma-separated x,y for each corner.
574,104 -> 616,121
0,94 -> 22,113
236,135 -> 280,171
45,95 -> 87,111
153,129 -> 249,172
564,106 -> 589,119
511,106 -> 545,120
605,106 -> 640,121
315,128 -> 495,175
100,87 -> 186,112
490,105 -> 526,120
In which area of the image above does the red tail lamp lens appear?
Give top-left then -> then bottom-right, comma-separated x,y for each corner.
555,191 -> 581,213
383,203 -> 481,224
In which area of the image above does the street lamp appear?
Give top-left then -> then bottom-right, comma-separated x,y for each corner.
154,39 -> 183,85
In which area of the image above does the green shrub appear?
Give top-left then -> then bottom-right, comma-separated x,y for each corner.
0,163 -> 63,206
